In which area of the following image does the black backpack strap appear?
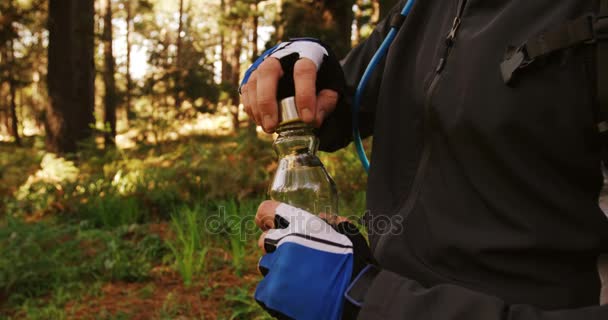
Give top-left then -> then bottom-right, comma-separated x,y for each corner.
501,5 -> 608,84
597,0 -> 608,137
500,1 -> 608,165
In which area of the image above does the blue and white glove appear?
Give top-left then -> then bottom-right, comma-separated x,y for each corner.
240,38 -> 346,101
255,203 -> 375,320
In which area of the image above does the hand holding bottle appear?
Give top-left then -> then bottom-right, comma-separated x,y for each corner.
239,39 -> 346,133
253,200 -> 376,320
269,97 -> 339,216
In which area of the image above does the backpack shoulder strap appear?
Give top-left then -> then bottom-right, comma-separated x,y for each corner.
500,4 -> 608,84
500,1 -> 608,147
596,0 -> 608,136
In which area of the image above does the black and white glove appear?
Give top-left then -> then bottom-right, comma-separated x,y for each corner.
240,38 -> 346,101
255,203 -> 377,320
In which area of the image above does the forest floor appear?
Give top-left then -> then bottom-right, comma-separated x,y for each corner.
62,238 -> 263,320
61,230 -> 263,320
0,132 -> 368,319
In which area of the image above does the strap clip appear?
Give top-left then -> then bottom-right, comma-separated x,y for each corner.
594,14 -> 608,41
500,45 -> 534,84
389,12 -> 406,30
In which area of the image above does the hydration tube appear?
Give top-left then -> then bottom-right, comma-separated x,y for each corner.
352,0 -> 416,173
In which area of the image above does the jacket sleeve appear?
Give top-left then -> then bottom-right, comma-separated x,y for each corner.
318,1 -> 407,152
358,270 -> 608,320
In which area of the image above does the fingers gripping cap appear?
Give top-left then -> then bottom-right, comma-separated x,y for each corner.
279,97 -> 301,125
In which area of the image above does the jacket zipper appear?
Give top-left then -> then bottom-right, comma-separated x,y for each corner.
399,0 -> 468,223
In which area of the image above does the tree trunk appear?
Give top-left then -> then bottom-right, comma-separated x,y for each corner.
103,0 -> 117,148
125,0 -> 133,123
46,0 -> 95,153
2,84 -> 9,137
174,0 -> 184,109
230,26 -> 242,133
248,1 -> 260,136
8,78 -> 21,146
220,0 -> 230,84
6,0 -> 21,146
252,1 -> 259,62
276,0 -> 284,41
323,0 -> 355,58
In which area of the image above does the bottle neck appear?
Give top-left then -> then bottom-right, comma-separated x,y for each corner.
273,121 -> 319,157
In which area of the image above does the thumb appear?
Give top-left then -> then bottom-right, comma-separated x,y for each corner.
315,89 -> 339,127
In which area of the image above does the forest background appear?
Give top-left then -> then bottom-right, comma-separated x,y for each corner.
0,0 -> 398,319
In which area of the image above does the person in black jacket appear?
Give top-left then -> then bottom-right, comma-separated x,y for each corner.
240,0 -> 608,318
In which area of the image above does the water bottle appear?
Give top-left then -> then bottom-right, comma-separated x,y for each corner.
269,97 -> 339,218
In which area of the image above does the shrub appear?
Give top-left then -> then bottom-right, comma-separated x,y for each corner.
8,153 -> 79,216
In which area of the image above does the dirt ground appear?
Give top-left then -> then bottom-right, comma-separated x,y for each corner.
59,223 -> 264,320
63,256 -> 261,319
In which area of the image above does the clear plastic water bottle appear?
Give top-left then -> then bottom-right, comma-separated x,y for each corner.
269,97 -> 339,217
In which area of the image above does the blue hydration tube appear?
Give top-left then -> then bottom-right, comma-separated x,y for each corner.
352,0 -> 415,173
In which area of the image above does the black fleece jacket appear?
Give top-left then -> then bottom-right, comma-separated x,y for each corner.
318,0 -> 608,318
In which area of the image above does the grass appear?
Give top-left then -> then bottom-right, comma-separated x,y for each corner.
166,205 -> 209,288
0,218 -> 83,302
217,199 -> 249,276
0,218 -> 165,299
224,285 -> 272,320
0,133 -> 368,318
81,194 -> 144,228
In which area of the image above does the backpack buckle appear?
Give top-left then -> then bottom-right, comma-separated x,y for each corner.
500,45 -> 534,84
595,14 -> 608,41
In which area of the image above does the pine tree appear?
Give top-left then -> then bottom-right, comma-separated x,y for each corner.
125,0 -> 133,123
103,0 -> 117,148
46,0 -> 95,153
4,0 -> 21,145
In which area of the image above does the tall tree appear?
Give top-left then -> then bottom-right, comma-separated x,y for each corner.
251,1 -> 259,62
247,0 -> 260,136
323,0 -> 355,57
220,0 -> 230,84
230,25 -> 243,131
0,0 -> 46,139
174,0 -> 185,109
102,0 -> 117,147
47,0 -> 95,153
220,0 -> 244,132
226,0 -> 263,132
124,0 -> 133,123
1,87 -> 9,138
275,0 -> 284,41
7,38 -> 21,146
0,0 -> 25,145
3,0 -> 21,145
120,0 -> 152,122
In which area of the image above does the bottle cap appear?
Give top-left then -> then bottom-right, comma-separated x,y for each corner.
279,97 -> 300,125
